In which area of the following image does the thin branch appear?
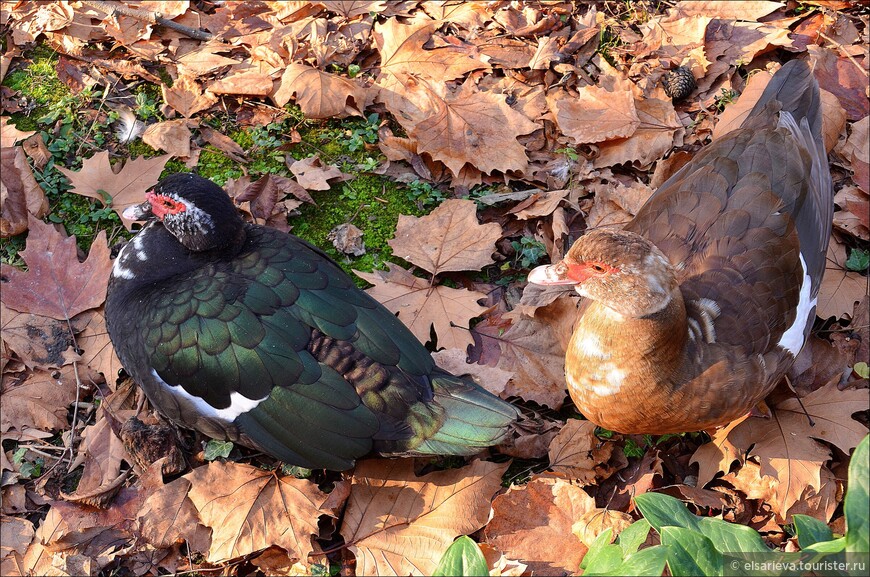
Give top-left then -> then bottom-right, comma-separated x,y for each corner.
80,0 -> 218,42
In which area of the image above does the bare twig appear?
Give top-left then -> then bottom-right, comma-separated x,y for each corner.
80,0 -> 217,42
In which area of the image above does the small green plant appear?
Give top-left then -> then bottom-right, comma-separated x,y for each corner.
203,439 -> 234,461
846,248 -> 869,272
714,88 -> 739,112
12,447 -> 45,479
340,113 -> 380,152
585,434 -> 870,576
433,536 -> 489,577
280,464 -> 312,479
512,236 -> 547,269
406,179 -> 447,208
556,146 -> 581,162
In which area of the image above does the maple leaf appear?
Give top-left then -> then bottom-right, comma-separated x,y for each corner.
339,458 -> 508,577
2,216 -> 110,320
207,69 -> 273,97
840,115 -> 869,193
184,461 -> 327,563
355,263 -> 489,350
691,380 -> 868,519
1,145 -> 48,237
484,477 -> 595,575
388,199 -> 502,275
56,151 -> 171,229
0,365 -> 81,434
0,117 -> 35,148
273,63 -> 365,118
548,85 -> 639,144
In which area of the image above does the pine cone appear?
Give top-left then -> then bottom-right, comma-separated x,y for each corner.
662,66 -> 696,101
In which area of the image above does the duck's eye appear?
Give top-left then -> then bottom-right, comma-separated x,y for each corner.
590,264 -> 605,272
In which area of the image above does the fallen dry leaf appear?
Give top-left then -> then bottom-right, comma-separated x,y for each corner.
594,96 -> 683,168
0,302 -> 81,369
549,85 -> 640,144
61,409 -> 130,508
833,186 -> 869,241
340,458 -> 508,577
572,508 -> 634,547
0,365 -> 81,434
1,145 -> 48,237
355,263 -> 489,350
142,119 -> 193,158
288,155 -> 346,191
841,115 -> 869,193
692,380 -> 868,519
207,70 -> 273,97
273,63 -> 365,118
431,348 -> 513,398
817,237 -> 869,320
547,419 -> 617,484
0,117 -> 35,148
137,476 -> 211,553
161,74 -> 219,118
73,308 -> 123,382
185,460 -> 327,564
484,477 -> 595,575
1,216 -> 110,320
56,151 -> 171,229
388,199 -> 502,275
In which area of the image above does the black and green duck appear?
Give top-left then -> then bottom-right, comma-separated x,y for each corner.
105,173 -> 518,470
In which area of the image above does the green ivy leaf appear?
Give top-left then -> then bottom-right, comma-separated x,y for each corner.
204,439 -> 233,461
845,248 -> 869,272
581,529 -> 622,573
661,526 -> 722,576
793,514 -> 834,549
845,435 -> 869,553
634,493 -> 702,534
617,518 -> 652,557
433,536 -> 488,577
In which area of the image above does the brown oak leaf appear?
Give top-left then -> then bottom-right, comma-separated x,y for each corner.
288,155 -> 346,191
0,302 -> 81,369
388,199 -> 502,275
142,119 -> 193,158
547,419 -> 618,484
0,365 -> 81,434
56,151 -> 171,229
817,237 -> 868,320
1,216 -> 110,320
355,263 -> 489,350
339,458 -> 508,577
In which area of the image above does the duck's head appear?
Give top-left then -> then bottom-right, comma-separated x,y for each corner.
528,228 -> 679,318
124,173 -> 245,252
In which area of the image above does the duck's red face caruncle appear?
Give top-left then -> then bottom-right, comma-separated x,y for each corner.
146,191 -> 187,220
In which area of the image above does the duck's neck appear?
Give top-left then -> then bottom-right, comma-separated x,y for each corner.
566,289 -> 689,428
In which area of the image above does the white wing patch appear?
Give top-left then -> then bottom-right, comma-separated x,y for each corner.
777,253 -> 816,356
152,369 -> 268,422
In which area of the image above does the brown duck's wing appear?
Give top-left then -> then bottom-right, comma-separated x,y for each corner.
628,126 -> 813,357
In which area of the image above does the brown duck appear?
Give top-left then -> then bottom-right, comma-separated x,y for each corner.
529,60 -> 832,434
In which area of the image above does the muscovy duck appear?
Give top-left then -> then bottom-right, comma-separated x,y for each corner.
105,173 -> 518,470
528,60 -> 833,434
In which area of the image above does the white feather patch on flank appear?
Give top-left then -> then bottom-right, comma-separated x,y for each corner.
588,366 -> 625,396
778,253 -> 816,356
152,369 -> 267,422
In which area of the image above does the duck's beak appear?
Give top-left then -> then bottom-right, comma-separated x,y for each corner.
122,199 -> 154,221
528,262 -> 577,285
